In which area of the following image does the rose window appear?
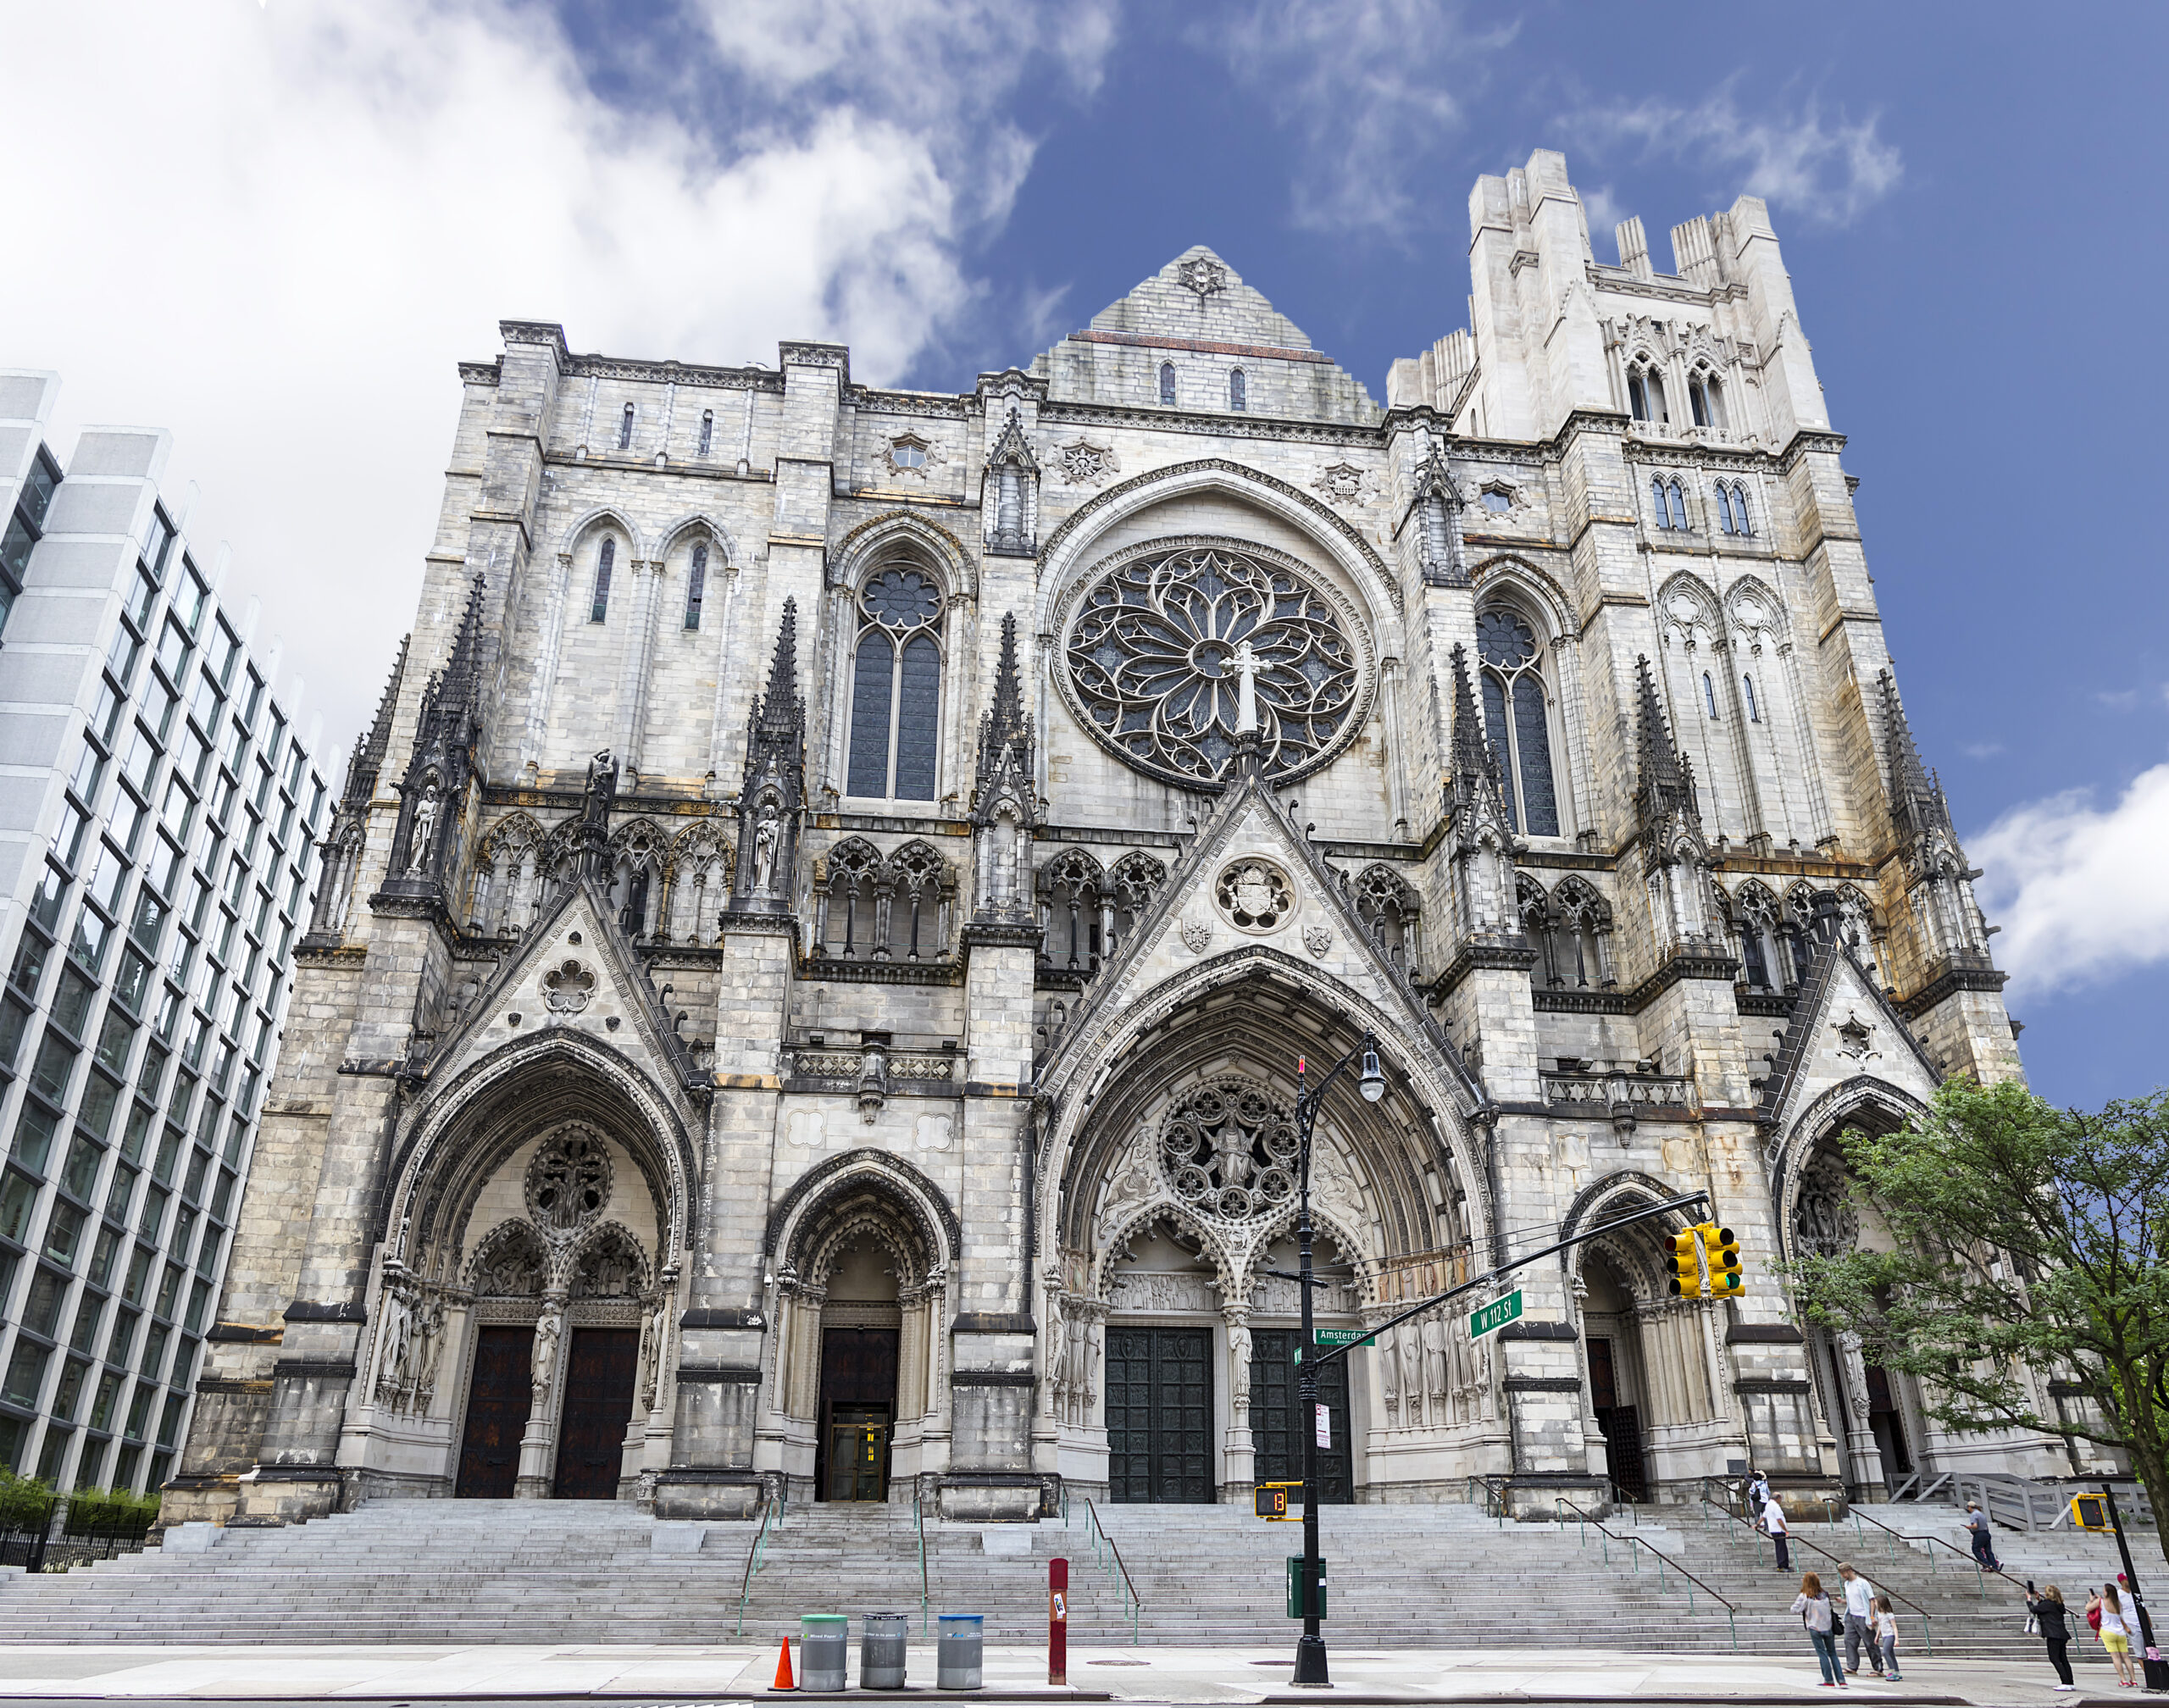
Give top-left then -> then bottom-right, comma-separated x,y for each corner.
526,1128 -> 611,1235
1063,544 -> 1363,786
1159,1080 -> 1300,1222
1216,858 -> 1293,931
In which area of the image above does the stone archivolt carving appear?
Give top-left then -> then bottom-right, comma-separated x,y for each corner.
1160,1077 -> 1300,1223
469,1221 -> 547,1296
1794,1152 -> 1859,1259
526,1128 -> 612,1235
1107,1269 -> 1218,1313
1248,1273 -> 1360,1317
1217,859 -> 1295,933
1062,542 -> 1364,787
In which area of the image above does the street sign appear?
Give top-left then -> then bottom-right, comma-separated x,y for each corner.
1468,1289 -> 1523,1340
1312,1328 -> 1368,1347
1315,1403 -> 1331,1448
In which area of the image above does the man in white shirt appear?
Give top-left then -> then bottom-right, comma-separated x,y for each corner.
1839,1563 -> 1883,1675
1763,1493 -> 1789,1572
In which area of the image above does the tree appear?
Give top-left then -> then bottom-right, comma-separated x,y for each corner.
1790,1078 -> 2169,1567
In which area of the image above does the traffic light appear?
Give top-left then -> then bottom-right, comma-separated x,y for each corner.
1669,1228 -> 1704,1299
1702,1223 -> 1744,1295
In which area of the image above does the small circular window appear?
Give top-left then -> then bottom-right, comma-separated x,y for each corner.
889,439 -> 929,471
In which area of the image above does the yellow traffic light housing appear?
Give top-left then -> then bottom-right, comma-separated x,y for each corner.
1703,1223 -> 1744,1295
1669,1228 -> 1704,1299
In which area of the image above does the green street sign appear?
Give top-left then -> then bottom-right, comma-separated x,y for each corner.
1313,1328 -> 1368,1347
1468,1289 -> 1523,1340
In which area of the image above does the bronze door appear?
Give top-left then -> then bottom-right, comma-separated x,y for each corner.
552,1326 -> 639,1500
455,1325 -> 535,1498
814,1325 -> 898,1500
1106,1326 -> 1212,1503
1250,1329 -> 1351,1501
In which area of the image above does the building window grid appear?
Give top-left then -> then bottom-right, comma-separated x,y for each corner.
0,544 -> 322,1486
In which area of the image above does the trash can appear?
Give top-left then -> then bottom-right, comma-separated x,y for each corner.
800,1614 -> 849,1692
861,1611 -> 908,1689
936,1613 -> 983,1690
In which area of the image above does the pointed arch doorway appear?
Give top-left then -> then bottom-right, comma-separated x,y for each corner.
815,1238 -> 901,1502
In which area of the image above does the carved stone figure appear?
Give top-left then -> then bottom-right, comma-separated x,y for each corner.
531,1302 -> 563,1390
637,1300 -> 666,1411
1227,1310 -> 1253,1410
407,787 -> 441,873
752,810 -> 780,894
1422,1314 -> 1450,1410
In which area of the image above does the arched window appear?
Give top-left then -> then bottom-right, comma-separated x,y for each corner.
1667,480 -> 1687,530
1354,864 -> 1420,973
1742,674 -> 1760,723
685,543 -> 707,630
1039,850 -> 1104,971
1651,475 -> 1671,526
1109,852 -> 1166,953
1476,606 -> 1562,836
617,403 -> 634,452
1688,370 -> 1728,433
1734,884 -> 1784,992
1159,362 -> 1177,408
1628,362 -> 1667,424
846,566 -> 943,801
1702,671 -> 1718,719
1717,481 -> 1752,537
1229,369 -> 1246,412
590,537 -> 614,624
697,410 -> 713,458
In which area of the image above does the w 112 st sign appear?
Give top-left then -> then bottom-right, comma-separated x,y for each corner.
1468,1289 -> 1523,1341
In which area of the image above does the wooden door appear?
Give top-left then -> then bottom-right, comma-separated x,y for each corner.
1105,1326 -> 1212,1503
1250,1329 -> 1351,1502
552,1326 -> 639,1500
825,1406 -> 891,1502
814,1326 -> 898,1501
455,1325 -> 535,1499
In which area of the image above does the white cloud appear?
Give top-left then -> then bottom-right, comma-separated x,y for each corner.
0,0 -> 1107,753
1212,1 -> 1519,236
1572,90 -> 1902,229
1969,764 -> 2169,995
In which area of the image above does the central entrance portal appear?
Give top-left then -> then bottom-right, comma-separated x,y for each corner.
1107,1325 -> 1213,1502
1251,1328 -> 1351,1501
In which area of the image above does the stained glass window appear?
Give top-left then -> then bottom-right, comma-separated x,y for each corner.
684,544 -> 707,630
1475,606 -> 1560,835
1159,363 -> 1176,407
845,567 -> 943,801
590,538 -> 613,624
1229,369 -> 1246,412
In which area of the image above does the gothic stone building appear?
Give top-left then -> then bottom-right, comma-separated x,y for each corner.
168,149 -> 2064,1528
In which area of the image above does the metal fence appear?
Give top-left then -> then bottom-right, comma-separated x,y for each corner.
0,1497 -> 155,1572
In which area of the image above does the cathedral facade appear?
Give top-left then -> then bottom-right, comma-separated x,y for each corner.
167,149 -> 2065,1529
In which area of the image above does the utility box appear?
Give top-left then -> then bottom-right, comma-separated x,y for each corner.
1285,1556 -> 1328,1619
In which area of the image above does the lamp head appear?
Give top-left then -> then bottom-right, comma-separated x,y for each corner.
1358,1041 -> 1385,1102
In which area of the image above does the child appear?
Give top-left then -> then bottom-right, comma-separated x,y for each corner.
1873,1595 -> 1901,1682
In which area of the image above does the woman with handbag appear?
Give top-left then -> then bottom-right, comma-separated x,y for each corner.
2026,1584 -> 2074,1691
1793,1572 -> 1844,1688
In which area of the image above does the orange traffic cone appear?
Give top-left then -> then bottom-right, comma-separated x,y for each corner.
774,1636 -> 796,1691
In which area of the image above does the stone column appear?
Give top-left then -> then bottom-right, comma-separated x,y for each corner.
516,1295 -> 567,1498
1220,1303 -> 1256,1501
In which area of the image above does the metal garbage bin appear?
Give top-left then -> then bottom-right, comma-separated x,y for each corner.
800,1614 -> 849,1692
860,1611 -> 908,1689
936,1613 -> 983,1690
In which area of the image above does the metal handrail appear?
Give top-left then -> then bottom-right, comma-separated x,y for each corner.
1084,1497 -> 1142,1645
914,1485 -> 931,1639
1839,1500 -> 2025,1599
1698,1495 -> 1934,1654
1556,1496 -> 1738,1651
1466,1473 -> 1509,1528
734,1489 -> 780,1639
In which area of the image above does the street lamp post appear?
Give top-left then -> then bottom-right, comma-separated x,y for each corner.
1291,1029 -> 1385,1688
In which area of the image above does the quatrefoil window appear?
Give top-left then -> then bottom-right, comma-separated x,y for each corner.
541,958 -> 595,1013
1216,858 -> 1293,932
1062,544 -> 1363,787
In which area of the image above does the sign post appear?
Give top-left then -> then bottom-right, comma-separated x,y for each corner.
1049,1556 -> 1068,1685
1468,1289 -> 1523,1341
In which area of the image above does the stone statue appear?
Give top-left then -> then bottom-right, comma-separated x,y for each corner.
583,748 -> 619,827
407,788 -> 440,873
1227,1312 -> 1253,1409
374,1284 -> 413,1404
1379,1322 -> 1401,1425
752,809 -> 780,894
531,1302 -> 563,1391
636,1302 -> 664,1411
1422,1314 -> 1450,1409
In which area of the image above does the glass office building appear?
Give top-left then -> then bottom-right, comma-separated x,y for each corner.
0,372 -> 327,1492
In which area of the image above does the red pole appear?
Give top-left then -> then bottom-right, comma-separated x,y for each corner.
1050,1556 -> 1069,1685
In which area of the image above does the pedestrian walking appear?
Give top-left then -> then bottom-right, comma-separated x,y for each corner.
1793,1572 -> 1844,1688
1764,1489 -> 1791,1572
2099,1583 -> 2139,1688
2028,1583 -> 2075,1691
1747,1467 -> 1772,1519
1963,1500 -> 2002,1573
1838,1564 -> 1882,1676
1874,1596 -> 1903,1681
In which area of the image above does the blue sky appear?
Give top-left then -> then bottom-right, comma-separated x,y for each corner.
4,1 -> 2163,1106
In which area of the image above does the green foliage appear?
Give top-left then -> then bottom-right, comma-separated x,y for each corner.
63,1486 -> 160,1535
0,1465 -> 57,1529
1790,1079 -> 2169,1566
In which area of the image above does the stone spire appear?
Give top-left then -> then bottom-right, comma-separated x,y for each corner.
1877,668 -> 1952,851
1634,654 -> 1701,842
382,577 -> 486,897
1412,444 -> 1464,585
341,635 -> 408,813
985,408 -> 1038,557
969,613 -> 1040,925
1440,643 -> 1518,940
729,600 -> 807,913
1445,643 -> 1512,827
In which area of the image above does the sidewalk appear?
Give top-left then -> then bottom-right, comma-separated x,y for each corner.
0,1644 -> 2122,1704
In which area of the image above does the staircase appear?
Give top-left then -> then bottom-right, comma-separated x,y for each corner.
0,1495 -> 2119,1659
